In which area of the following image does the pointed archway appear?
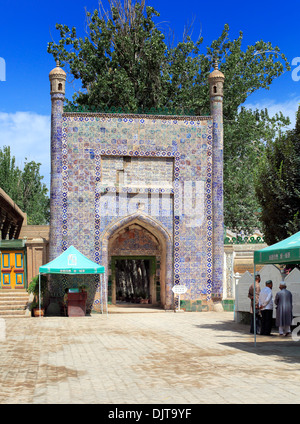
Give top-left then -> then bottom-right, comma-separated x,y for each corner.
100,211 -> 173,309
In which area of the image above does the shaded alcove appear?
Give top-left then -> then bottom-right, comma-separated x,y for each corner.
115,258 -> 151,303
109,223 -> 161,305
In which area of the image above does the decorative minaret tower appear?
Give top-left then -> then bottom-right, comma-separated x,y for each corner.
49,61 -> 66,260
208,61 -> 225,300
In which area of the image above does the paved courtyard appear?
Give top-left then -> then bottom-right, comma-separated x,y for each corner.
0,309 -> 299,405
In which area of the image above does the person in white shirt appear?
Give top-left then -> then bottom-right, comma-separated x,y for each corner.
259,280 -> 273,335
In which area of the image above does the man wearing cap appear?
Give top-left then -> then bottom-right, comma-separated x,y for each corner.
275,281 -> 293,336
259,280 -> 273,335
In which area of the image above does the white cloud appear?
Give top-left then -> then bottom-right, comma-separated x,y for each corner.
0,112 -> 51,191
244,97 -> 300,129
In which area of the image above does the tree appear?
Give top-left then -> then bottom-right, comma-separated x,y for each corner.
48,0 -> 168,112
20,160 -> 50,225
224,108 -> 290,233
255,106 -> 300,245
47,1 -> 290,117
0,146 -> 50,225
0,145 -> 22,203
47,0 -> 291,232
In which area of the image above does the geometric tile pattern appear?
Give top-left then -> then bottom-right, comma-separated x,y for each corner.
49,73 -> 224,310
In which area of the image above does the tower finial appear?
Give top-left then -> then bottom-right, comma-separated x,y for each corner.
49,61 -> 66,96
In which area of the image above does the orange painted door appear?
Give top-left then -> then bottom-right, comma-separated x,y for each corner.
0,251 -> 25,289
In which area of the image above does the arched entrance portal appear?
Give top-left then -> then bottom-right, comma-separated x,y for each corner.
101,212 -> 173,309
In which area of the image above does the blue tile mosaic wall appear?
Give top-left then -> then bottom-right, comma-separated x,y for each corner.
49,67 -> 225,310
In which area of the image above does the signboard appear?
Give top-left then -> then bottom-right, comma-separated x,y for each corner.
172,285 -> 187,312
172,285 -> 187,294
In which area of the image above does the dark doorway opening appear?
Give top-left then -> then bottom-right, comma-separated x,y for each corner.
115,259 -> 150,304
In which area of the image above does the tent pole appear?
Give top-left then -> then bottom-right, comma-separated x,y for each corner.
101,274 -> 103,315
105,272 -> 108,317
39,273 -> 41,318
254,265 -> 256,347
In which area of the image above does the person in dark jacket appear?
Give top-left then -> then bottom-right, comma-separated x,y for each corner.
275,281 -> 293,336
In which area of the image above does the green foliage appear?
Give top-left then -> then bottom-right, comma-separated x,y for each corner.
49,1 -> 167,112
0,146 -> 50,225
255,106 -> 300,244
224,108 -> 290,233
0,145 -> 22,203
27,274 -> 48,296
47,1 -> 290,118
27,274 -> 48,308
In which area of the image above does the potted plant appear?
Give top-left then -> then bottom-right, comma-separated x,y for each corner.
27,275 -> 48,317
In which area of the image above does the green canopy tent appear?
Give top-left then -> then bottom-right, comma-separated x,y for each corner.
252,231 -> 300,345
38,245 -> 107,316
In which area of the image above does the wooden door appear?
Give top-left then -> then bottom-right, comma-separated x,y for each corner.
0,251 -> 25,289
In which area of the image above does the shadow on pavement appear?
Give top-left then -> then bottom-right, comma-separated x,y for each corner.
194,319 -> 251,335
195,319 -> 300,364
219,339 -> 300,365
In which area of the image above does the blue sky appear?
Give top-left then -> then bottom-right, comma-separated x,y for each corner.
0,0 -> 299,191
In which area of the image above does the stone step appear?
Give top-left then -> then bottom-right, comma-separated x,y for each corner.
0,297 -> 29,304
0,295 -> 29,300
0,309 -> 28,316
0,314 -> 30,319
0,296 -> 29,300
0,289 -> 28,293
0,294 -> 29,298
0,290 -> 30,318
0,303 -> 27,311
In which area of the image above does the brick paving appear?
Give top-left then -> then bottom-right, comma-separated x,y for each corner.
0,310 -> 299,404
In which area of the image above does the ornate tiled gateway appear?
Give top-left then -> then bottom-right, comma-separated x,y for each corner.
48,62 -> 225,311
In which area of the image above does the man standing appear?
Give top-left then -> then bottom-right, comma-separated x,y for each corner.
259,280 -> 273,335
248,274 -> 261,334
275,281 -> 293,336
